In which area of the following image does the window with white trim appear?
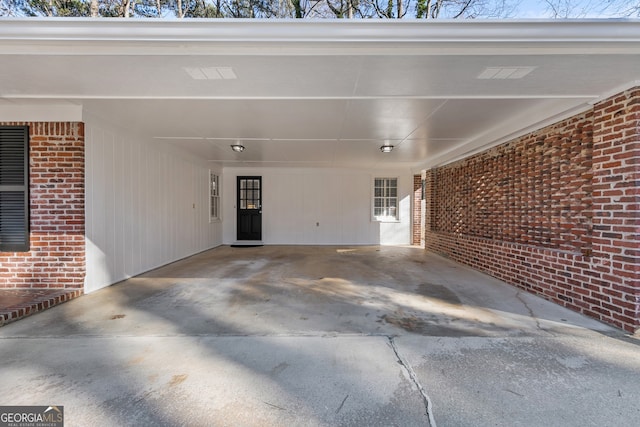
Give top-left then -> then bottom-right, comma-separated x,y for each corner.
209,171 -> 221,222
373,177 -> 398,221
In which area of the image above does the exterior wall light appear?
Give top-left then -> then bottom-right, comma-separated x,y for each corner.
380,144 -> 394,153
231,144 -> 245,152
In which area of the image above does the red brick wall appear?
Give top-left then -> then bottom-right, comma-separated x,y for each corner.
412,174 -> 422,245
424,87 -> 639,333
0,122 -> 85,290
590,89 -> 640,332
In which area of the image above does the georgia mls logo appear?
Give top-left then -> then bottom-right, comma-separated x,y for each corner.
0,405 -> 64,427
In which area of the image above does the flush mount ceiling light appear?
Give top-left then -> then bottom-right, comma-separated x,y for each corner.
230,144 -> 245,152
380,144 -> 394,153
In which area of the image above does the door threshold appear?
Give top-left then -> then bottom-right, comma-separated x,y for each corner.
231,241 -> 264,248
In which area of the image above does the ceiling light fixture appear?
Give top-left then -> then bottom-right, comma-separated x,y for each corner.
230,144 -> 245,152
380,144 -> 394,153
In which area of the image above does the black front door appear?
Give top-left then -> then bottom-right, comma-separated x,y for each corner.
237,176 -> 262,241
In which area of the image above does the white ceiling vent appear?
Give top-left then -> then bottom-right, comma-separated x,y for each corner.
184,67 -> 237,80
477,67 -> 536,80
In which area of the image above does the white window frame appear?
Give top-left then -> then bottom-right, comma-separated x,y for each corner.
372,177 -> 399,222
209,170 -> 221,222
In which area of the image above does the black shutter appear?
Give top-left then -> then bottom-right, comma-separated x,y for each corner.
0,126 -> 29,252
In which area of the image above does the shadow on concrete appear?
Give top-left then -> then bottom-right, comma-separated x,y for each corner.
1,245 -> 638,426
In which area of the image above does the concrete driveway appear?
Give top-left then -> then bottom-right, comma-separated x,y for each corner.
1,245 -> 638,426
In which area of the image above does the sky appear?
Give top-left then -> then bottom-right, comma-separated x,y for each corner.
0,0 -> 636,18
514,0 -> 635,19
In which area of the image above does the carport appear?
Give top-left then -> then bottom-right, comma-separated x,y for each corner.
0,18 -> 640,425
0,19 -> 638,331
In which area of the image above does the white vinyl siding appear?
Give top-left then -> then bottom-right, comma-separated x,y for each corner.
223,168 -> 411,246
84,115 -> 222,293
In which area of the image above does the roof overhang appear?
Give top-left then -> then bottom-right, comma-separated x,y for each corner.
2,19 -> 640,54
1,19 -> 639,170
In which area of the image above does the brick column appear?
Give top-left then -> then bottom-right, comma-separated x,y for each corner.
412,174 -> 422,245
424,170 -> 433,234
0,122 -> 85,290
591,88 -> 640,333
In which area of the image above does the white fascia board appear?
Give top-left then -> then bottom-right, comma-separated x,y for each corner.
0,19 -> 639,55
0,101 -> 82,122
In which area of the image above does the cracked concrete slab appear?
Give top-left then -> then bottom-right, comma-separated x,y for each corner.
1,336 -> 429,426
0,245 -> 638,426
395,335 -> 640,427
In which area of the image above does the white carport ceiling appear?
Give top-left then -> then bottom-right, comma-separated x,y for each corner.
0,19 -> 639,170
